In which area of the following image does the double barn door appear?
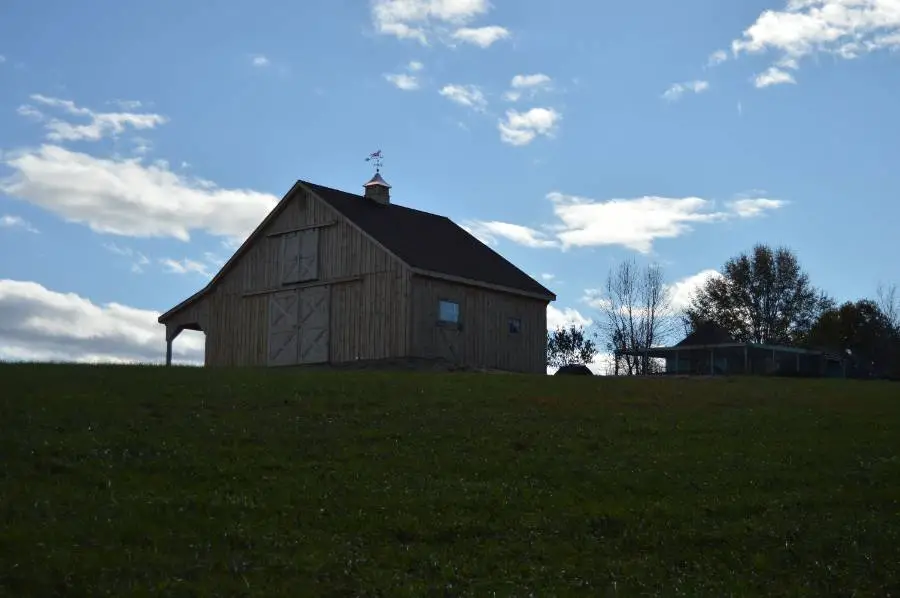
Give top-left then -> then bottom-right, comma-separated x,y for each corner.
267,286 -> 330,366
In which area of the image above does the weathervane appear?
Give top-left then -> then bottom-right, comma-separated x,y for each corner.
365,149 -> 384,172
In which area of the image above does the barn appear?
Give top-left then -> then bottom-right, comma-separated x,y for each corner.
157,172 -> 556,374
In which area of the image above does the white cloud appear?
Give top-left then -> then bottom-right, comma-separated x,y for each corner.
498,108 -> 561,146
16,105 -> 44,121
385,60 -> 425,90
203,251 -> 227,268
728,197 -> 787,216
160,257 -> 213,278
547,305 -> 593,330
753,66 -> 797,87
581,288 -> 612,311
1,144 -> 278,243
708,49 -> 729,66
103,242 -> 150,273
727,0 -> 900,82
662,80 -> 710,101
19,94 -> 167,142
504,73 -> 552,101
462,220 -> 557,248
451,25 -> 510,47
251,54 -> 270,67
132,137 -> 153,155
109,99 -> 143,110
541,273 -> 555,281
462,191 -> 785,253
439,84 -> 487,110
511,74 -> 552,88
0,214 -> 39,233
385,72 -> 420,90
544,191 -> 785,253
668,269 -> 723,311
371,0 -> 508,47
0,279 -> 204,365
0,55 -> 6,63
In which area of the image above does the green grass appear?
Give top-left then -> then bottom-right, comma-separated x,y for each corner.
2,364 -> 899,597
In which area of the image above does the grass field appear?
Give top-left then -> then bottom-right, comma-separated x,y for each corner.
2,364 -> 899,597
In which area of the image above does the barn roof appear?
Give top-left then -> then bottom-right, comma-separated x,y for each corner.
303,182 -> 555,300
159,180 -> 555,323
676,321 -> 736,346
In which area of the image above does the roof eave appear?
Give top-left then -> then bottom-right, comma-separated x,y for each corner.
411,268 -> 556,302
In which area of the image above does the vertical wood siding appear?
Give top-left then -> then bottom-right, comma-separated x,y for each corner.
198,188 -> 409,366
330,269 -> 410,362
410,275 -> 548,374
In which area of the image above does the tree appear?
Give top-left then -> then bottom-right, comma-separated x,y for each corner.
807,299 -> 899,378
874,282 -> 900,378
876,282 -> 899,333
547,324 -> 598,369
599,258 -> 676,376
684,244 -> 831,345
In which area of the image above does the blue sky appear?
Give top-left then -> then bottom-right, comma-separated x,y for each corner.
1,0 -> 899,364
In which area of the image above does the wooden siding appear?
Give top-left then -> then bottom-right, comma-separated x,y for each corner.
198,188 -> 410,366
216,189 -> 401,295
410,275 -> 547,374
330,270 -> 411,363
164,300 -> 209,335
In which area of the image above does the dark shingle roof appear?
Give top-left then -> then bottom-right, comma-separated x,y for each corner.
676,321 -> 736,346
303,181 -> 555,300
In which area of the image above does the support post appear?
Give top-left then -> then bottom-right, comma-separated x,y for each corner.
744,345 -> 749,374
675,350 -> 680,375
164,324 -> 182,367
796,353 -> 800,374
710,349 -> 715,375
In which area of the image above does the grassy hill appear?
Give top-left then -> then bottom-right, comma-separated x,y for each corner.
2,364 -> 899,597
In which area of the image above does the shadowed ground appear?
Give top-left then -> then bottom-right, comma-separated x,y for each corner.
2,364 -> 898,596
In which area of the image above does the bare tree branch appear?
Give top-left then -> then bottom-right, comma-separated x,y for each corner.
597,258 -> 677,375
876,282 -> 899,332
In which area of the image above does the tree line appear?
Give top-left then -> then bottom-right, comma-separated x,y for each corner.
547,243 -> 900,379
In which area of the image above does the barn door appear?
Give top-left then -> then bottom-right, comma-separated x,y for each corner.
280,232 -> 302,284
267,290 -> 300,366
280,230 -> 319,284
298,285 -> 330,364
298,229 -> 319,282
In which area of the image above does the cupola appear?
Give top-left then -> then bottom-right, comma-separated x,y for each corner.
363,150 -> 391,205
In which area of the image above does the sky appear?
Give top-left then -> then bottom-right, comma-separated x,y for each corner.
1,0 -> 899,367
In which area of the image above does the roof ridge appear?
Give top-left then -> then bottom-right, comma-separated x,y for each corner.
301,180 -> 454,219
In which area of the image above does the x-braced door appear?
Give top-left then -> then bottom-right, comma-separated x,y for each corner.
298,285 -> 330,364
267,290 -> 299,366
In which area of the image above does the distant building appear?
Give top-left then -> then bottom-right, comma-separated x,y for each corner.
616,322 -> 847,377
158,171 -> 556,373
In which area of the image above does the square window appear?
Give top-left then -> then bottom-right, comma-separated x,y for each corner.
438,300 -> 460,324
508,317 -> 522,333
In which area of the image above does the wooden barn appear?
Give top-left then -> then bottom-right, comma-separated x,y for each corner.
157,172 -> 556,374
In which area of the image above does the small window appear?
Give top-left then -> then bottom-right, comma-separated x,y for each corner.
508,317 -> 522,334
438,300 -> 460,324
